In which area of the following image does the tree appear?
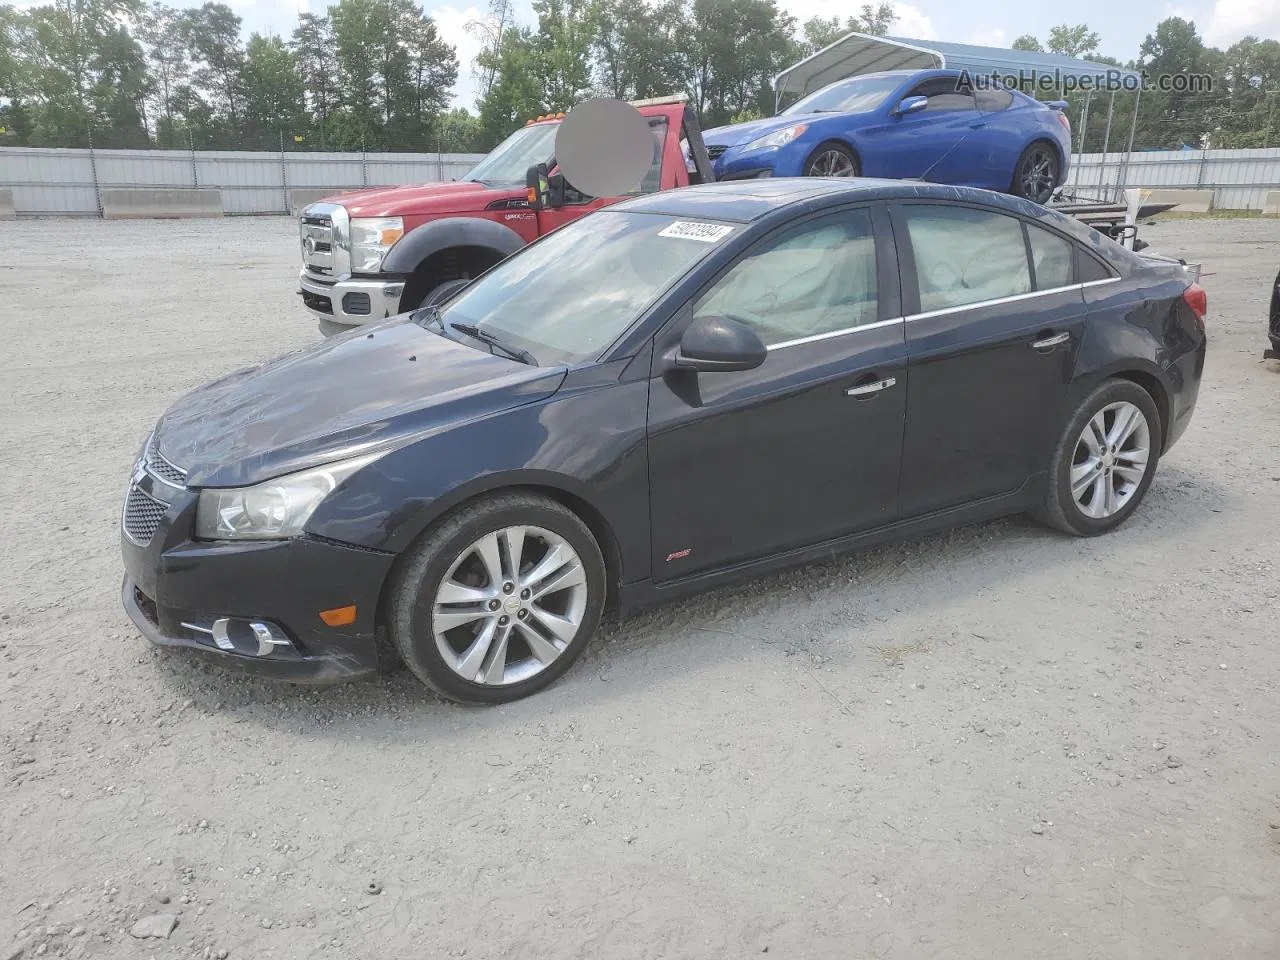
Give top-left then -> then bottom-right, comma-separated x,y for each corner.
1046,23 -> 1100,59
800,4 -> 895,55
1137,16 -> 1210,148
401,12 -> 457,137
181,2 -> 245,126
531,0 -> 596,112
136,2 -> 189,146
682,0 -> 795,123
476,25 -> 544,145
91,23 -> 152,145
592,0 -> 685,101
1011,34 -> 1043,53
242,33 -> 304,140
468,0 -> 514,99
291,13 -> 338,146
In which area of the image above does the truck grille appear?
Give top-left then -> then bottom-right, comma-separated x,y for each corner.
123,486 -> 167,544
706,144 -> 728,160
300,203 -> 346,278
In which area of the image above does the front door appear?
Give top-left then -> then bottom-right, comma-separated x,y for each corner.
863,77 -> 984,182
647,205 -> 907,581
892,201 -> 1088,516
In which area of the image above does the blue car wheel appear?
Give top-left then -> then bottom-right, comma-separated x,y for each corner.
804,142 -> 860,178
1012,142 -> 1059,204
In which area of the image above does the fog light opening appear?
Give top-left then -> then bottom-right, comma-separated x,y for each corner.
184,617 -> 295,657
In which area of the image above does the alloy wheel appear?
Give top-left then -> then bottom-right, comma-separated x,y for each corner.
806,149 -> 856,177
432,525 -> 589,686
1019,148 -> 1058,203
1069,401 -> 1151,519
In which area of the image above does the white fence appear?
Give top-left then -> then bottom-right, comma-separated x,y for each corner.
4,144 -> 1280,216
0,147 -> 487,217
1064,147 -> 1280,211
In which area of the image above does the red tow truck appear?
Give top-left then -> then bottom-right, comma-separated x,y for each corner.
298,97 -> 714,324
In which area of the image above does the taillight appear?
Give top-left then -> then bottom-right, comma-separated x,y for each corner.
1183,282 -> 1207,324
1056,112 -> 1070,130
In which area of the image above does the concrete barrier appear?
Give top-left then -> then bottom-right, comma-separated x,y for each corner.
1264,191 -> 1280,216
1142,188 -> 1214,214
100,188 -> 223,219
289,187 -> 386,216
0,188 -> 15,220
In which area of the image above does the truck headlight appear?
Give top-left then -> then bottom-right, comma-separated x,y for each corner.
742,124 -> 809,153
195,452 -> 383,541
349,217 -> 404,273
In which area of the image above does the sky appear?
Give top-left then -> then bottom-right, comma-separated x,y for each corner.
193,0 -> 1280,109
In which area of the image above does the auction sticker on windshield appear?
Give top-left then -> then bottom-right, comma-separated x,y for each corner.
658,221 -> 735,243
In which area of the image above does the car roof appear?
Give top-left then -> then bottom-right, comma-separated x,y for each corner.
613,177 -> 1049,223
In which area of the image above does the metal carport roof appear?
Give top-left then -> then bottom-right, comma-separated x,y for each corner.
774,33 -> 1142,105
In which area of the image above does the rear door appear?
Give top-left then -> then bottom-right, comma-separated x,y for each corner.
891,201 -> 1088,517
646,204 -> 907,580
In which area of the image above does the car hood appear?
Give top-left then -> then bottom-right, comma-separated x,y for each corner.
703,113 -> 832,148
156,318 -> 566,488
333,180 -> 511,218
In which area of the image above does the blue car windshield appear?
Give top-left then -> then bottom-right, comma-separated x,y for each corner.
784,75 -> 903,115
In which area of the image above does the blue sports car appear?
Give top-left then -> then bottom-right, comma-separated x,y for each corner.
701,69 -> 1072,204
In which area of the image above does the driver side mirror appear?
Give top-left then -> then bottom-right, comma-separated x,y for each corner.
668,315 -> 767,373
895,95 -> 928,117
525,163 -> 567,211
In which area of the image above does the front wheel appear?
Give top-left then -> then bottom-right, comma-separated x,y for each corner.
1036,379 -> 1162,536
804,143 -> 860,178
1011,142 -> 1060,204
388,492 -> 607,703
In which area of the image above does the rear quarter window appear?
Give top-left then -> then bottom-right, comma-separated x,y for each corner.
975,89 -> 1014,111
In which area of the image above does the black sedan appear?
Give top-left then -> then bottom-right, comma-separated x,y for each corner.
121,179 -> 1207,703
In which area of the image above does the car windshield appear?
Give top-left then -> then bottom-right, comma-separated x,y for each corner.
784,75 -> 903,115
439,211 -> 733,365
464,123 -> 560,183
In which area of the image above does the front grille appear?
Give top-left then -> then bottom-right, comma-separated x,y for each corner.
706,144 -> 728,160
302,214 -> 332,227
145,446 -> 187,486
123,486 -> 167,544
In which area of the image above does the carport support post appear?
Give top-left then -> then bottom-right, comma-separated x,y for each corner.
1115,86 -> 1142,203
1098,92 -> 1116,201
1078,93 -> 1091,153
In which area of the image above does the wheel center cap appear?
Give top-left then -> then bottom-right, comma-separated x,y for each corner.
503,596 -> 522,614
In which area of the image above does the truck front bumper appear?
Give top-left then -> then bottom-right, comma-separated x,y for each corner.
298,269 -> 404,325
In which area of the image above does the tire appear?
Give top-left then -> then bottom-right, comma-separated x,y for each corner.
388,491 -> 607,703
1036,379 -> 1163,537
804,142 -> 860,178
1011,141 -> 1060,204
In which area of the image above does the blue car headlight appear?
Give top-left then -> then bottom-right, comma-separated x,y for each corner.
741,123 -> 809,153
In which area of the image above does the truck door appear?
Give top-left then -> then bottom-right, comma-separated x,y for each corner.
536,118 -> 670,235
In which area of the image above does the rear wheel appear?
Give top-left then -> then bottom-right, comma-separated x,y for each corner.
388,492 -> 607,703
1037,379 -> 1162,536
804,142 -> 860,178
1011,142 -> 1059,204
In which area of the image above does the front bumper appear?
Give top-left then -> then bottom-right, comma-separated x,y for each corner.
120,472 -> 397,683
298,269 -> 404,326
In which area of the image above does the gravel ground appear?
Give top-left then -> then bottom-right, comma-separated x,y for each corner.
1,214 -> 1278,960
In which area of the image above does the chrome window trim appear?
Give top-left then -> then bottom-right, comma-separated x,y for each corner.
759,277 -> 1125,352
767,315 -> 904,351
904,277 -> 1123,323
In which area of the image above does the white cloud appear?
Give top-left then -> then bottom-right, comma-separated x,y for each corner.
892,2 -> 937,40
968,26 -> 1006,47
1202,0 -> 1280,46
430,4 -> 489,110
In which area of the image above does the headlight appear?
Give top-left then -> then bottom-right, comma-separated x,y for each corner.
195,452 -> 383,541
742,124 -> 809,153
349,217 -> 404,273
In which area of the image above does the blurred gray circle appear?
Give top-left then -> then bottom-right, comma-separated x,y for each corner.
555,99 -> 653,199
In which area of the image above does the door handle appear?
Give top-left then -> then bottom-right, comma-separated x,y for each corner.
969,121 -> 987,128
845,376 -> 897,397
1031,332 -> 1071,352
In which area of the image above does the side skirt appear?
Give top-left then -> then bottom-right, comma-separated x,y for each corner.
615,477 -> 1044,616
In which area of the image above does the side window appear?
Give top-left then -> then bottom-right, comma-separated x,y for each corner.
1076,248 -> 1114,282
637,119 -> 668,194
907,78 -> 975,113
694,209 -> 879,346
974,88 -> 1014,111
1026,222 -> 1075,289
902,204 -> 1031,312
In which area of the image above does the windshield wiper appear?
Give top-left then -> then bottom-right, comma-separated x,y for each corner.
448,321 -> 539,366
